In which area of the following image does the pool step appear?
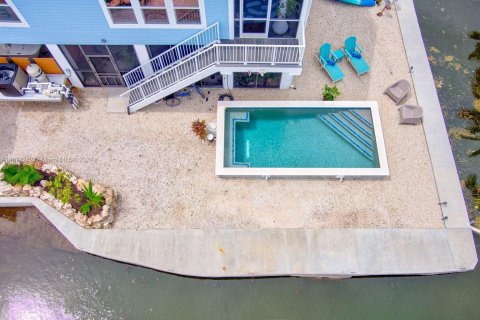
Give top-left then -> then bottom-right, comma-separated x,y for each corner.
337,111 -> 373,139
317,113 -> 374,161
349,110 -> 373,129
231,111 -> 251,167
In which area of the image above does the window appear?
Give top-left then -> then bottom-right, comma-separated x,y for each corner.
234,0 -> 304,38
100,0 -> 205,28
172,0 -> 200,24
0,0 -> 28,27
234,72 -> 281,88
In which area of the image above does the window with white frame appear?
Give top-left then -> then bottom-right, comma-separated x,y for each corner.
0,0 -> 28,27
100,0 -> 204,28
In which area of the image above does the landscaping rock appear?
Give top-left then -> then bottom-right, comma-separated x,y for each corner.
40,180 -> 50,188
93,184 -> 105,194
76,179 -> 87,191
23,184 -> 32,192
53,199 -> 63,210
12,184 -> 22,192
0,172 -> 4,180
41,164 -> 53,172
0,184 -> 13,193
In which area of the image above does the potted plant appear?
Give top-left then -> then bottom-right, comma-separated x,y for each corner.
322,84 -> 340,101
191,119 -> 207,140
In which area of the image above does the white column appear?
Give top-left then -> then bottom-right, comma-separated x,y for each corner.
45,44 -> 84,88
133,45 -> 154,78
279,73 -> 293,89
228,0 -> 234,39
221,72 -> 233,89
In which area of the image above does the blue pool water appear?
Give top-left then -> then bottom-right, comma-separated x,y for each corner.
225,108 -> 380,168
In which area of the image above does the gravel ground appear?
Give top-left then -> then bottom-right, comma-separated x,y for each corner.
0,1 -> 443,229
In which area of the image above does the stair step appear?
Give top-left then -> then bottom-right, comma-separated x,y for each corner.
318,114 -> 373,161
349,110 -> 373,129
329,113 -> 373,149
232,112 -> 251,166
338,111 -> 373,139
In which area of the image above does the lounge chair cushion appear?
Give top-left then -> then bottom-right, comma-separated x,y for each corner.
351,51 -> 362,58
326,58 -> 336,66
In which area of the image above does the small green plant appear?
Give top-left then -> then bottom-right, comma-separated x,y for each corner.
322,84 -> 341,101
375,0 -> 383,5
48,172 -> 73,204
191,119 -> 207,140
464,174 -> 480,210
1,164 -> 43,186
80,181 -> 105,215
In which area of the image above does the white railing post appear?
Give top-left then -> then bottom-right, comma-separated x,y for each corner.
271,46 -> 276,65
216,45 -> 220,64
216,22 -> 220,42
244,46 -> 247,65
174,67 -> 180,83
194,55 -> 199,71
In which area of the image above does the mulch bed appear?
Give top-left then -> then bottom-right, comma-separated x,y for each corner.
35,171 -> 102,218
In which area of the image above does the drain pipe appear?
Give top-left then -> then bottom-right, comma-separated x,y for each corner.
264,175 -> 271,181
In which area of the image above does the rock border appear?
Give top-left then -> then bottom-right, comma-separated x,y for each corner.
0,161 -> 115,229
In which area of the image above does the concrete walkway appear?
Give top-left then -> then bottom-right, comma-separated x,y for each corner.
0,197 -> 477,277
396,0 -> 470,229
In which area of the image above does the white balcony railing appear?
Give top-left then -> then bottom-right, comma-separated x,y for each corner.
121,21 -> 305,109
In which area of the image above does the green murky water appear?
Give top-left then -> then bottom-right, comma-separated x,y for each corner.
1,1 -> 480,319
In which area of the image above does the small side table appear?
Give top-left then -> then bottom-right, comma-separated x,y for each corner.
332,49 -> 345,62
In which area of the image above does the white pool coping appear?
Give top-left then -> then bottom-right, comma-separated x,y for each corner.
216,101 -> 390,178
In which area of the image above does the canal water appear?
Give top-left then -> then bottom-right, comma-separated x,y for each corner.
1,1 -> 480,319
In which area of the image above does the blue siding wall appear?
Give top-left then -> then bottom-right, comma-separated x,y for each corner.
0,0 -> 229,45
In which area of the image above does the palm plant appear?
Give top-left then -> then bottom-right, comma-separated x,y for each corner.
80,181 -> 105,215
450,30 -> 480,156
468,31 -> 480,99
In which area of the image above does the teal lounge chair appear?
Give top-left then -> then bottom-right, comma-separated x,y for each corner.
315,43 -> 345,83
344,36 -> 370,76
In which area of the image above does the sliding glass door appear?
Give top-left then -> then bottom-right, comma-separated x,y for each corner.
234,0 -> 304,38
60,45 -> 139,87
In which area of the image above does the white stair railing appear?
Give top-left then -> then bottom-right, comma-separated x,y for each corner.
123,22 -> 220,88
121,21 -> 306,111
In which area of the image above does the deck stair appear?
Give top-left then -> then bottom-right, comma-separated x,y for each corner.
317,111 -> 375,160
120,21 -> 306,113
231,111 -> 250,167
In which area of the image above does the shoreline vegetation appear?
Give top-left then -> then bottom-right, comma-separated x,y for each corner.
448,30 -> 480,228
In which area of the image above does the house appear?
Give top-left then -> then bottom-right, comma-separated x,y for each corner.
0,0 -> 311,111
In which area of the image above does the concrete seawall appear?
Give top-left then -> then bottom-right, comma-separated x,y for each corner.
0,197 -> 477,278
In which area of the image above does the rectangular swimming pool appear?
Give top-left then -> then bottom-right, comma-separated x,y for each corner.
216,101 -> 389,178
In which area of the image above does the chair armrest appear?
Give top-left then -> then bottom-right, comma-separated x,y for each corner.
356,44 -> 364,53
320,56 -> 328,66
331,51 -> 339,59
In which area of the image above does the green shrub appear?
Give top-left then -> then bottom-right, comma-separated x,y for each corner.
1,164 -> 43,186
322,84 -> 341,101
48,172 -> 73,204
80,181 -> 105,215
472,69 -> 480,99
